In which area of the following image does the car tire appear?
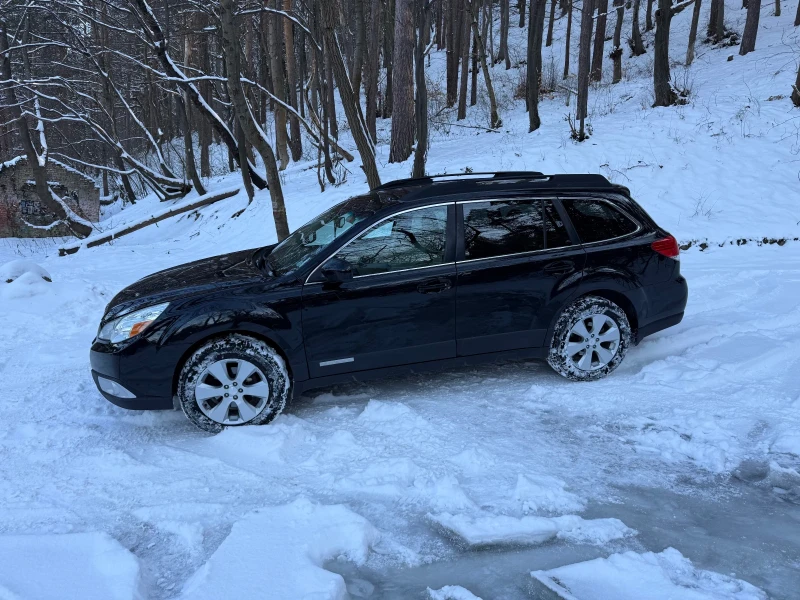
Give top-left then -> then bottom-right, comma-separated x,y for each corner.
177,334 -> 291,433
547,295 -> 631,381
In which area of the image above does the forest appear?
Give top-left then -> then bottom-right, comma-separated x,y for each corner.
1,0 -> 798,240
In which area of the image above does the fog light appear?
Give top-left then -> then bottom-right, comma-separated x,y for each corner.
97,377 -> 136,399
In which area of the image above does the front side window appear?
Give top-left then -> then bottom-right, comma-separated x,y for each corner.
463,200 -> 545,260
333,205 -> 448,276
562,199 -> 638,243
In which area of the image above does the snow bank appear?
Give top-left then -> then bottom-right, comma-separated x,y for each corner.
531,547 -> 766,600
180,498 -> 378,600
0,532 -> 142,600
1,259 -> 51,283
428,512 -> 634,548
427,585 -> 483,600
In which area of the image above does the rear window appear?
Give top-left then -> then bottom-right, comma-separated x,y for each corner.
563,199 -> 638,243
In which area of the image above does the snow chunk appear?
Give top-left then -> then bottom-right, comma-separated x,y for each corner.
427,585 -> 483,600
514,474 -> 585,514
531,547 -> 766,600
1,259 -> 52,284
428,512 -> 633,548
180,498 -> 378,600
771,431 -> 800,457
0,532 -> 142,600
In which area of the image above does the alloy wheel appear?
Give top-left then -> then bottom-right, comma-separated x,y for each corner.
563,314 -> 621,372
194,359 -> 270,425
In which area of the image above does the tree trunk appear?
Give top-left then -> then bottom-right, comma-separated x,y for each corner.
470,33 -> 479,107
446,0 -> 460,106
457,3 -> 471,120
708,0 -> 725,40
321,1 -> 382,189
591,0 -> 609,81
284,0 -> 303,161
527,0 -> 548,131
413,0 -> 429,178
774,0 -> 780,16
576,0 -> 594,139
653,0 -> 676,107
546,0 -> 557,46
220,0 -> 289,239
470,0 -> 503,127
646,0 -> 654,30
0,21 -> 92,237
384,0 -> 396,117
269,1 -> 290,170
365,0 -> 383,142
631,0 -> 646,55
498,0 -> 511,67
352,0 -> 367,101
739,0 -> 761,55
792,61 -> 800,106
181,96 -> 207,196
611,0 -> 624,83
519,0 -> 527,26
686,0 -> 702,64
390,0 -> 416,163
564,0 -> 573,78
795,0 -> 800,25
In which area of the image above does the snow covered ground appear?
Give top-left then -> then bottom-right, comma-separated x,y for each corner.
1,1 -> 800,598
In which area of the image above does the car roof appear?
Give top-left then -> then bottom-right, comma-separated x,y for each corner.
376,172 -> 627,204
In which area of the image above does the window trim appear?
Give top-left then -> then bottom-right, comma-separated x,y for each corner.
305,202 -> 454,284
559,196 -> 642,246
456,197 -> 572,264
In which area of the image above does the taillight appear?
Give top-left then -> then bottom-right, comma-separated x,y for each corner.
652,235 -> 679,259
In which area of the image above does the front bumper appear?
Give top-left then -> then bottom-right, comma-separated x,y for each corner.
90,348 -> 175,411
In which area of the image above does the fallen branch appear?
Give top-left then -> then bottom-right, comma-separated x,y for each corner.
59,187 -> 240,256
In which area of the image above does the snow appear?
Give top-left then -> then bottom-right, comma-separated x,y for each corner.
531,547 -> 767,600
179,499 -> 378,600
0,259 -> 51,283
427,585 -> 483,600
0,2 -> 798,598
429,512 -> 634,548
0,532 -> 142,600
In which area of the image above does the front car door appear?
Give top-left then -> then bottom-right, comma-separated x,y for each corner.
301,203 -> 457,378
455,197 -> 586,355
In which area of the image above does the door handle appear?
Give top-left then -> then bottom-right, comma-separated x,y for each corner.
544,260 -> 575,275
417,278 -> 451,294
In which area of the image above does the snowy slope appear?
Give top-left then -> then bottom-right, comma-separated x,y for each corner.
1,2 -> 799,599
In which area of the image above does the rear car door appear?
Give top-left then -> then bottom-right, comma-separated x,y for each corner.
455,198 -> 586,355
301,203 -> 457,378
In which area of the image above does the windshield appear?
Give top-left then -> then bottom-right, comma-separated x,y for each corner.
267,193 -> 400,275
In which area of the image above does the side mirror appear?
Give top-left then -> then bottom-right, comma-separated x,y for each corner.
321,257 -> 353,283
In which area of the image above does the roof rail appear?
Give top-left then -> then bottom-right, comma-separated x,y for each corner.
375,171 -> 546,190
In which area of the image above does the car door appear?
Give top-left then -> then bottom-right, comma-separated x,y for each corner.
301,203 -> 456,378
455,198 -> 586,356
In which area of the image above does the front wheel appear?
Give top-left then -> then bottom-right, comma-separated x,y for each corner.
547,296 -> 632,381
177,334 -> 290,433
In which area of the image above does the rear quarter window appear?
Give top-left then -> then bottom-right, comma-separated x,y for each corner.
563,199 -> 638,243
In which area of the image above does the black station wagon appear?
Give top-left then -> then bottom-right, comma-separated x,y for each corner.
90,172 -> 688,432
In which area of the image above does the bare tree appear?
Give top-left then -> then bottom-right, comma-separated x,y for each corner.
413,0 -> 430,177
739,0 -> 761,55
591,0 -> 609,81
708,0 -> 725,41
795,0 -> 800,25
457,1 -> 471,120
563,0 -> 573,78
631,0 -> 646,55
686,0 -> 703,65
519,0 -> 527,26
576,0 -> 594,140
497,0 -> 512,68
390,0 -> 415,163
469,0 -> 502,127
646,0 -> 655,30
792,61 -> 800,106
611,0 -> 624,83
527,0 -> 548,131
546,0 -> 558,47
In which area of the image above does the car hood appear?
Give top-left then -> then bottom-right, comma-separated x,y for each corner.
105,246 -> 275,318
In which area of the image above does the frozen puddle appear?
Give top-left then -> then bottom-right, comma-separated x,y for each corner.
531,548 -> 766,600
0,532 -> 142,600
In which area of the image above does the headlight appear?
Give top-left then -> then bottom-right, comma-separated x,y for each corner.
98,302 -> 169,343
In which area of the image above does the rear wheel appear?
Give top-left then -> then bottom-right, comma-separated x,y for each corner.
177,335 -> 290,433
547,296 -> 631,381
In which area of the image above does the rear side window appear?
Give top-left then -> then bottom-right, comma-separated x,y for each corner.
463,200 -> 544,260
563,199 -> 638,243
543,200 -> 571,248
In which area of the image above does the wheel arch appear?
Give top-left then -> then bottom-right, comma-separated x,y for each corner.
171,329 -> 295,398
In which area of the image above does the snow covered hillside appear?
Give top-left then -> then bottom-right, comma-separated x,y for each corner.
1,2 -> 799,599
